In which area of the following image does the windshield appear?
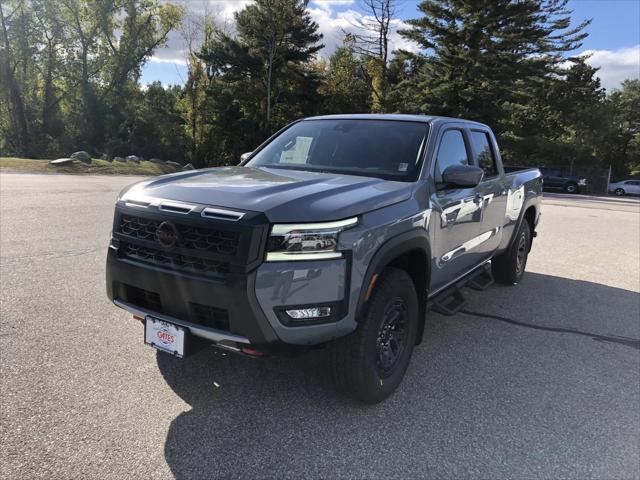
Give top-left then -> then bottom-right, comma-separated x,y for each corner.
245,119 -> 429,181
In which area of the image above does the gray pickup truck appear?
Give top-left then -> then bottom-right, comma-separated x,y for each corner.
106,114 -> 542,403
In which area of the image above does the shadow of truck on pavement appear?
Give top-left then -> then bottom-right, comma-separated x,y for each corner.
157,272 -> 640,479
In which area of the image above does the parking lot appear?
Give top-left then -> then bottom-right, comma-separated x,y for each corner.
1,173 -> 638,479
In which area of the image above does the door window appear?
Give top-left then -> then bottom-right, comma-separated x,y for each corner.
470,131 -> 497,177
435,130 -> 469,181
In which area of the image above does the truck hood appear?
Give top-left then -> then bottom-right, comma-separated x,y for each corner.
129,166 -> 413,222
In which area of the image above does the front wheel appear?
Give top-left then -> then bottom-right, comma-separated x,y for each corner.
614,188 -> 625,196
328,267 -> 419,404
492,220 -> 531,285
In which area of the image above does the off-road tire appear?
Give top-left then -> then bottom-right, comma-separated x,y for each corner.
492,220 -> 531,285
328,267 -> 419,404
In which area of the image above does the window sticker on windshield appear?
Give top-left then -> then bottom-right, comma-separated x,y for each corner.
398,163 -> 408,172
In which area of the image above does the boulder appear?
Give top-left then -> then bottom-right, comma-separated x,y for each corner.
70,151 -> 91,163
166,161 -> 181,168
50,158 -> 74,166
182,163 -> 195,170
149,158 -> 165,164
126,155 -> 141,163
113,156 -> 126,163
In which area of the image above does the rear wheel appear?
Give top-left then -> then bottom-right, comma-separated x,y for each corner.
614,188 -> 625,196
492,220 -> 531,285
328,267 -> 418,404
564,182 -> 578,194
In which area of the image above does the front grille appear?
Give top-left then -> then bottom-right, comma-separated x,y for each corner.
125,285 -> 162,312
122,242 -> 229,275
120,214 -> 240,256
189,302 -> 230,331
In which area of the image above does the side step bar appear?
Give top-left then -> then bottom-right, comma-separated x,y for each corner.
428,264 -> 494,316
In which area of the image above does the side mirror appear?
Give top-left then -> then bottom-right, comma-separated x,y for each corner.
441,164 -> 484,189
239,151 -> 253,163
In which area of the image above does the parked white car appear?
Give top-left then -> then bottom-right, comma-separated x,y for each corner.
608,179 -> 640,196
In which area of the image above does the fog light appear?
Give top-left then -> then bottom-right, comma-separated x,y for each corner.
285,307 -> 332,319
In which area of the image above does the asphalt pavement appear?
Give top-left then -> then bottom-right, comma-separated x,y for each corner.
1,173 -> 639,479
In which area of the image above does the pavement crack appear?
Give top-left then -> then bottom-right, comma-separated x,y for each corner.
460,309 -> 640,350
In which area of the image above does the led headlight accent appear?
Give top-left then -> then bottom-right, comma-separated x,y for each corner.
266,217 -> 358,261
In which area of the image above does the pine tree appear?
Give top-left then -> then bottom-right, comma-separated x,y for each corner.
200,0 -> 323,137
398,0 -> 589,129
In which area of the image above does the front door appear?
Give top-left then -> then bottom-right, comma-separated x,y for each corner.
429,128 -> 484,293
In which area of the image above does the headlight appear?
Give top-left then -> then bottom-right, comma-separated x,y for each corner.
266,217 -> 358,261
578,178 -> 588,186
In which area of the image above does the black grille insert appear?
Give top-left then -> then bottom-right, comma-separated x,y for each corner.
120,214 -> 240,256
121,242 -> 229,275
189,302 -> 230,331
125,285 -> 162,313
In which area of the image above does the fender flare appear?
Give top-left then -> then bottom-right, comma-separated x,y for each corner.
507,196 -> 539,252
355,229 -> 431,343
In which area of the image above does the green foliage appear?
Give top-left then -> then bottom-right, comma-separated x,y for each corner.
319,41 -> 371,113
0,0 -> 638,178
0,0 -> 184,159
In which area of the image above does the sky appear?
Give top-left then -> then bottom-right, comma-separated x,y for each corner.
141,0 -> 640,92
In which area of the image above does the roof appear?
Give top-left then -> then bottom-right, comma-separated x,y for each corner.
303,113 -> 489,128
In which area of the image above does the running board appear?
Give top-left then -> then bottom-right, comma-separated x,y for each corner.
430,288 -> 467,315
467,264 -> 494,291
427,264 -> 494,316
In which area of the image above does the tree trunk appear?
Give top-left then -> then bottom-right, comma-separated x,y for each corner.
0,2 -> 29,155
266,48 -> 274,130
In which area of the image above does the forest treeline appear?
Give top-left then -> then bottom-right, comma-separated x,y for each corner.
1,0 -> 638,176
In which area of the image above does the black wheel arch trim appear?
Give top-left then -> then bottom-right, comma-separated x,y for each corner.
355,228 -> 431,344
508,197 -> 539,252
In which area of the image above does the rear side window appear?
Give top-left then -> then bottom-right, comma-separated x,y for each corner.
436,130 -> 468,179
470,131 -> 497,177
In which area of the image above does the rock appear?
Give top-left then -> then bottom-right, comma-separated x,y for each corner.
100,153 -> 112,162
70,151 -> 91,163
126,155 -> 141,163
50,158 -> 74,166
113,156 -> 126,163
149,158 -> 165,164
166,161 -> 181,168
182,163 -> 195,170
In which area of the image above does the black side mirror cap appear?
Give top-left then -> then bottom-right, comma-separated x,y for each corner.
441,164 -> 485,189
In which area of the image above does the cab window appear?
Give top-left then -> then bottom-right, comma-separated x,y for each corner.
470,130 -> 497,177
435,130 -> 469,181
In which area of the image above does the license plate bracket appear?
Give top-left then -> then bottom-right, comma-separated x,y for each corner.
144,316 -> 186,358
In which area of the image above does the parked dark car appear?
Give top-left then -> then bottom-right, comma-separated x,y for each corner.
538,167 -> 588,194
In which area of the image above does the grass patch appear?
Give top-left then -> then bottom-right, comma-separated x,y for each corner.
0,157 -> 182,175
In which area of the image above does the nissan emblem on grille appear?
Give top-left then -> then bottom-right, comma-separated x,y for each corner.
156,221 -> 179,248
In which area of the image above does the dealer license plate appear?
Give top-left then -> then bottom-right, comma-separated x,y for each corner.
144,317 -> 185,357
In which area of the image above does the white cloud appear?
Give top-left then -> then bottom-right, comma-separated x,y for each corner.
149,0 -> 420,73
581,45 -> 640,91
150,0 -> 250,65
307,5 -> 420,59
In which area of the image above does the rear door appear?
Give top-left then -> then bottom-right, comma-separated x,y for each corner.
429,126 -> 484,292
468,129 -> 506,257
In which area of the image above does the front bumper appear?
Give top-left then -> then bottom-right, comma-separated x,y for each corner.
106,243 -> 354,352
